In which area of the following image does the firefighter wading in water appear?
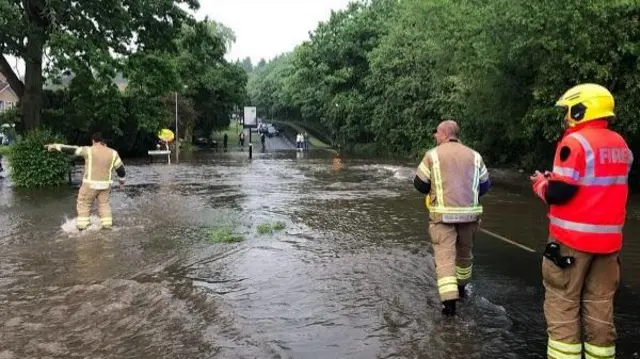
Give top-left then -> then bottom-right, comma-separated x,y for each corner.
45,132 -> 126,230
413,120 -> 491,316
531,84 -> 632,359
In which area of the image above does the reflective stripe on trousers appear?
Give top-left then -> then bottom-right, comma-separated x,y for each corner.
100,216 -> 113,227
76,216 -> 90,229
548,339 -> 581,359
584,342 -> 615,359
455,265 -> 472,281
437,276 -> 458,297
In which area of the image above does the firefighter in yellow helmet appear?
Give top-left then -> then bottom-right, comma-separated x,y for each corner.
531,84 -> 632,359
45,132 -> 126,230
413,120 -> 491,316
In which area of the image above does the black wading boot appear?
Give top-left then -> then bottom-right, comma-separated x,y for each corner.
458,284 -> 466,299
442,299 -> 456,316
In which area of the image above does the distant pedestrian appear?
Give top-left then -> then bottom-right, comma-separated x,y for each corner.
296,133 -> 303,150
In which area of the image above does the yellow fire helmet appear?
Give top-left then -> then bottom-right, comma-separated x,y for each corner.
555,83 -> 615,127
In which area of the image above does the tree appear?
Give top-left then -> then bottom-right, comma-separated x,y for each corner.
0,0 -> 199,131
174,19 -> 248,140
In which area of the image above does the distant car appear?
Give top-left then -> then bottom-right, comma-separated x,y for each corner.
267,125 -> 279,137
193,137 -> 217,149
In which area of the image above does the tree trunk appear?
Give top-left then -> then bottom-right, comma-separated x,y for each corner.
21,30 -> 46,131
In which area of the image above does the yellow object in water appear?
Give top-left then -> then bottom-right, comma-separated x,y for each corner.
158,129 -> 175,142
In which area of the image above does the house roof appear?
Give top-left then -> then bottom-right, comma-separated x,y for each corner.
0,73 -> 16,96
0,80 -> 18,98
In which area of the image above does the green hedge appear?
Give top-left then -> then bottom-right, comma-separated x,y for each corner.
10,128 -> 70,188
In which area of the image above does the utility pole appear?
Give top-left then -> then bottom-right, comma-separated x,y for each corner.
175,91 -> 179,163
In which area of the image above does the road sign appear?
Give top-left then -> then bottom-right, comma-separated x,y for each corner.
244,106 -> 257,128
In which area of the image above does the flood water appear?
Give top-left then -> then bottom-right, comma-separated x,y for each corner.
0,147 -> 639,359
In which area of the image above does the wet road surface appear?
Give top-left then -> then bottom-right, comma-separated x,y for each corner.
0,149 -> 639,359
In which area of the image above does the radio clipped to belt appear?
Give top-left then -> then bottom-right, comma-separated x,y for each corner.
544,242 -> 575,269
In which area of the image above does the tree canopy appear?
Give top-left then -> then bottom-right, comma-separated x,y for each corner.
248,0 -> 640,171
0,0 -> 248,156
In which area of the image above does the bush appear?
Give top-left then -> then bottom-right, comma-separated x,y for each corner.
10,128 -> 71,188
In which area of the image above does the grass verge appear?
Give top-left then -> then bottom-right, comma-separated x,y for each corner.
212,122 -> 261,147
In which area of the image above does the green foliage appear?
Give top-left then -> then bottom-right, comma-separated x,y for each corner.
9,129 -> 70,188
0,0 -> 200,130
272,221 -> 286,231
0,145 -> 11,157
257,223 -> 273,235
7,15 -> 249,157
257,221 -> 286,234
248,0 -> 640,172
206,227 -> 244,243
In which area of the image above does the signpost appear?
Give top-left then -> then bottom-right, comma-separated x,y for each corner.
243,106 -> 257,159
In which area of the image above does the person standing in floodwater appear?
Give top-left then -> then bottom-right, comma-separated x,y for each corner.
223,133 -> 228,151
530,84 -> 632,359
413,120 -> 491,316
45,132 -> 126,230
239,131 -> 245,147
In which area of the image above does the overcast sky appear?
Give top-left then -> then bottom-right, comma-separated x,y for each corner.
4,0 -> 353,76
198,0 -> 353,63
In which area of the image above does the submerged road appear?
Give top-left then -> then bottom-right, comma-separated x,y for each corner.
0,149 -> 638,358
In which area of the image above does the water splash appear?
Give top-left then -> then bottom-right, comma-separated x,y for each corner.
60,215 -> 104,234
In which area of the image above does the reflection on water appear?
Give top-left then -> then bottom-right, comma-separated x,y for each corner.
0,150 -> 638,358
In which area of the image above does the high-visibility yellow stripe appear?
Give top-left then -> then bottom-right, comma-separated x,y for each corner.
83,179 -> 112,185
430,151 -> 445,208
548,347 -> 581,359
437,276 -> 458,295
85,147 -> 93,182
430,205 -> 482,214
584,343 -> 614,358
439,284 -> 458,295
437,276 -> 457,286
100,217 -> 112,226
418,161 -> 430,179
107,151 -> 117,182
77,216 -> 90,228
456,265 -> 472,280
472,152 -> 480,206
548,339 -> 582,357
